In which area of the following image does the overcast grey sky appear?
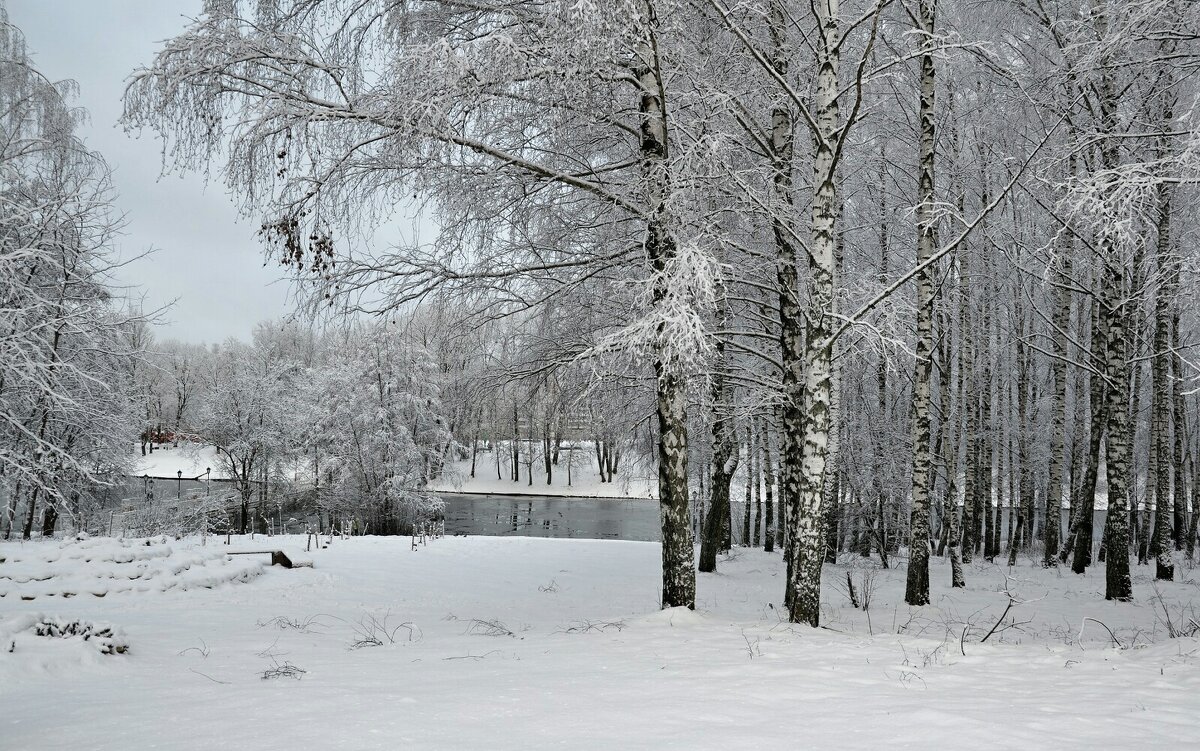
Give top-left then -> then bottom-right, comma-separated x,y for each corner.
7,0 -> 293,345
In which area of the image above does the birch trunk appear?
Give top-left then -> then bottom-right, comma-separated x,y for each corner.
905,0 -> 937,606
763,417 -> 776,553
1151,168 -> 1175,581
946,183 -> 969,585
698,301 -> 739,573
785,0 -> 840,627
512,403 -> 520,483
958,235 -> 975,571
744,427 -> 755,546
823,403 -> 841,563
753,416 -> 763,547
1043,180 -> 1073,565
824,209 -> 845,565
1100,260 -> 1133,599
978,277 -> 994,560
1172,313 -> 1188,554
1071,296 -> 1107,572
872,149 -> 891,566
635,2 -> 694,608
1020,359 -> 1035,547
1009,334 -> 1033,566
963,402 -> 979,564
766,0 -> 803,609
1092,0 -> 1131,600
1188,438 -> 1199,560
934,318 -> 953,558
974,154 -> 995,562
1130,262 -> 1148,565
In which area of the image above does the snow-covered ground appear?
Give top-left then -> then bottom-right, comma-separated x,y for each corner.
428,446 -> 657,499
2,534 -> 1198,749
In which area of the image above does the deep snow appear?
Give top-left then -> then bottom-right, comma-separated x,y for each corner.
1,535 -> 1198,749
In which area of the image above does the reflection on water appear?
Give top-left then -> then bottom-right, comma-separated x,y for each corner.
438,494 -> 661,542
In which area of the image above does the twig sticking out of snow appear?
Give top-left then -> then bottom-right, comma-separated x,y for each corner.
189,668 -> 229,684
178,639 -> 210,659
1078,617 -> 1124,649
979,574 -> 1041,644
467,618 -> 516,638
741,629 -> 761,659
442,650 -> 500,661
844,571 -> 859,609
980,600 -> 1015,644
557,619 -> 626,634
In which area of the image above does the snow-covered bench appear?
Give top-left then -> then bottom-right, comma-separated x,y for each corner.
226,549 -> 312,569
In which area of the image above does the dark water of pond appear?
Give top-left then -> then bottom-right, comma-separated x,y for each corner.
438,494 -> 662,542
439,494 -> 1117,548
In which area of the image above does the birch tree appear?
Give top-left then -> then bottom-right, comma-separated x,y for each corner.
125,0 -> 727,608
904,0 -> 937,606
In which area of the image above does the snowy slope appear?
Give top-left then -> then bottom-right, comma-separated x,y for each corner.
1,536 -> 1199,749
131,443 -> 226,479
0,536 -> 263,600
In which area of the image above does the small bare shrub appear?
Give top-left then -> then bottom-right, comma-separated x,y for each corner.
835,566 -> 878,611
256,614 -> 336,634
1151,586 -> 1200,639
260,658 -> 306,680
350,611 -> 420,649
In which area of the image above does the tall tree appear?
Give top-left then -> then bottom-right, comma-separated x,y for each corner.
905,0 -> 938,606
125,0 -> 724,609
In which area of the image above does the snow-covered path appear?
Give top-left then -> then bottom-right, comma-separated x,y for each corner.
2,536 -> 1198,749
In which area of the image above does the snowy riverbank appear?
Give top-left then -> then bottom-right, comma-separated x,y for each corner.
133,443 -> 660,499
2,535 -> 1199,749
131,442 -> 225,479
423,447 -> 658,499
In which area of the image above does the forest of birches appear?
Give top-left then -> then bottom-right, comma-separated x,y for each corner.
5,0 -> 1200,627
